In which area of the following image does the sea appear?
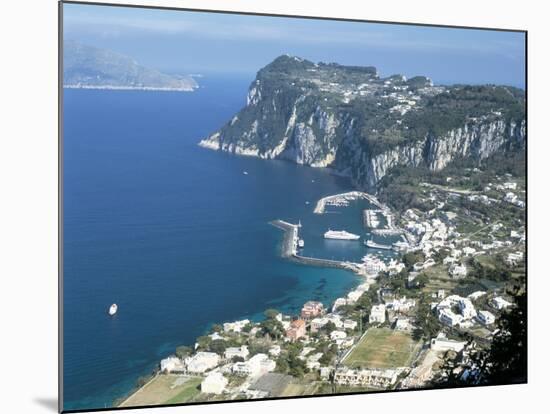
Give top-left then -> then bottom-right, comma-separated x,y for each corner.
62,75 -> 393,410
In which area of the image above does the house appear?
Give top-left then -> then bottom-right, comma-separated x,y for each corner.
386,297 -> 416,313
506,251 -> 524,266
468,291 -> 486,301
449,263 -> 468,279
160,356 -> 185,373
430,333 -> 466,352
201,372 -> 228,395
232,353 -> 276,378
310,317 -> 329,333
462,247 -> 476,256
369,304 -> 386,324
185,352 -> 220,374
343,319 -> 358,330
301,301 -> 324,320
286,319 -> 306,341
458,298 -> 477,319
477,310 -> 496,326
330,330 -> 347,341
491,296 -> 513,310
394,317 -> 412,331
363,255 -> 387,274
438,308 -> 463,327
223,319 -> 250,333
268,345 -> 281,357
224,345 -> 249,361
334,367 -> 399,387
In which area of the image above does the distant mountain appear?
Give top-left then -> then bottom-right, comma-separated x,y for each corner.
63,40 -> 198,92
199,55 -> 525,191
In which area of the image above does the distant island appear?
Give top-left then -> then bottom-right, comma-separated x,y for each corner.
63,40 -> 198,92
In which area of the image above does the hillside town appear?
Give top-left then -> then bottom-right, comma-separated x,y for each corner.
118,167 -> 525,407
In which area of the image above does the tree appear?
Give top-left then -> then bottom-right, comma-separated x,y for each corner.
175,345 -> 193,359
210,324 -> 223,333
264,308 -> 280,320
259,318 -> 285,340
209,339 -> 227,355
196,335 -> 212,351
412,300 -> 440,341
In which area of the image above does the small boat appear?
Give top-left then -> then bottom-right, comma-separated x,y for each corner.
305,201 -> 310,205
243,171 -> 249,175
298,239 -> 305,248
108,303 -> 118,316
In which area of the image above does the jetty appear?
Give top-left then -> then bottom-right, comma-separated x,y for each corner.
270,220 -> 364,274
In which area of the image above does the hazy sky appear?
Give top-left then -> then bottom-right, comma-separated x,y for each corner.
63,3 -> 526,87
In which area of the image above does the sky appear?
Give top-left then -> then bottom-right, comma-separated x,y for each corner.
63,3 -> 526,87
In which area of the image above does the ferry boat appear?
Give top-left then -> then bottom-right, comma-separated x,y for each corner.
364,239 -> 393,250
108,303 -> 118,316
324,229 -> 360,240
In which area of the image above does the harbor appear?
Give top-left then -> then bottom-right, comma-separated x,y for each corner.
270,220 -> 364,274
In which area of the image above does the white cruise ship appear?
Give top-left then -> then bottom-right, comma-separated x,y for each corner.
324,229 -> 360,240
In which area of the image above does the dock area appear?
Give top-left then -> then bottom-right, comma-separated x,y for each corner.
269,220 -> 364,274
313,191 -> 380,214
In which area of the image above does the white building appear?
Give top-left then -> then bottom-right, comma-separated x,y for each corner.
224,345 -> 249,360
386,297 -> 416,313
363,255 -> 387,274
201,372 -> 228,395
458,298 -> 477,319
438,308 -> 463,327
334,367 -> 399,387
185,352 -> 220,374
268,345 -> 281,357
330,330 -> 347,341
431,333 -> 466,352
232,353 -> 276,378
506,251 -> 524,266
477,310 -> 496,326
468,291 -> 486,301
160,356 -> 185,373
491,296 -> 513,310
394,317 -> 411,331
449,263 -> 468,279
369,304 -> 386,324
310,317 -> 329,333
343,319 -> 358,330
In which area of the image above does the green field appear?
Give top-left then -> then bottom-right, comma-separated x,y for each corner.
343,328 -> 420,369
119,375 -> 202,408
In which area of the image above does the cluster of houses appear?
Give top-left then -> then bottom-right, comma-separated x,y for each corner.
433,293 -> 501,329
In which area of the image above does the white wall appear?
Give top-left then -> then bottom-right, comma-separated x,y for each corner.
0,1 -> 547,413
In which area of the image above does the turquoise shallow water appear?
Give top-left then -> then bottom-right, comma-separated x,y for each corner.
62,77 -> 376,410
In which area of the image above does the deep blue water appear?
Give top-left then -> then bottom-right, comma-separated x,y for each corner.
62,77 -> 374,410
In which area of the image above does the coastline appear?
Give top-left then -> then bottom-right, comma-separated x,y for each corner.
116,191 -> 389,408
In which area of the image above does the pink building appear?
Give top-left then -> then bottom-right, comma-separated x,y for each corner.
300,301 -> 324,320
286,319 -> 306,341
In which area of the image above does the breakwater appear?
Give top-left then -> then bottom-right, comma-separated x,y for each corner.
270,220 -> 364,274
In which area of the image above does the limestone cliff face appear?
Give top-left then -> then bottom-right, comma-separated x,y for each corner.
358,119 -> 526,189
199,56 -> 526,191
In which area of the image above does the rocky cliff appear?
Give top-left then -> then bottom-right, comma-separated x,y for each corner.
199,55 -> 525,191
